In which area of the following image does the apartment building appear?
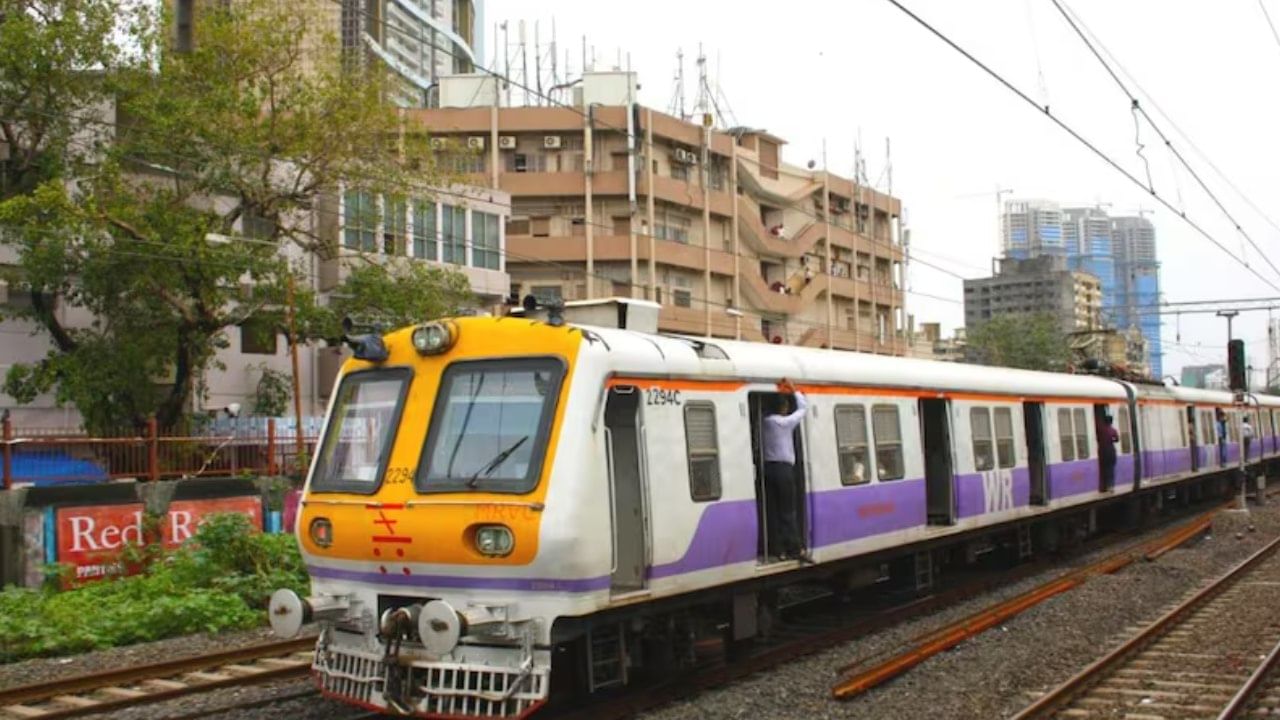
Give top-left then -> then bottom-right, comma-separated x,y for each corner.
172,0 -> 482,108
411,72 -> 908,354
963,255 -> 1102,335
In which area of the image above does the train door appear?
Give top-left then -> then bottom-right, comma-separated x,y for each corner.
1092,404 -> 1115,492
604,387 -> 648,593
1187,407 -> 1199,472
748,392 -> 809,562
919,398 -> 955,525
1023,402 -> 1048,505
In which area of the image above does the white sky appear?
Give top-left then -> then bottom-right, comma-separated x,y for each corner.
485,0 -> 1280,381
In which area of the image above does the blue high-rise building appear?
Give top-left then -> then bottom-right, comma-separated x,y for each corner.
999,201 -> 1161,376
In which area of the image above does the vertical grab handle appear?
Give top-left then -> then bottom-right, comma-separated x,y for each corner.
604,427 -> 618,575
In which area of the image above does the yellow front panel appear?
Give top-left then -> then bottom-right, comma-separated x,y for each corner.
298,317 -> 584,567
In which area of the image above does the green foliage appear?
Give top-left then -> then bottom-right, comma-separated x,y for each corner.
0,0 -> 462,433
253,366 -> 292,416
306,260 -> 474,341
0,513 -> 308,662
966,313 -> 1072,372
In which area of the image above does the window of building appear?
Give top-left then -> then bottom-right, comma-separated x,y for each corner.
413,200 -> 436,260
1072,407 -> 1090,459
471,210 -> 501,270
834,405 -> 870,485
383,196 -> 407,255
672,289 -> 692,308
872,404 -> 904,480
530,285 -> 562,304
971,407 -> 994,471
343,189 -> 377,251
240,318 -> 278,355
441,204 -> 466,265
1116,406 -> 1132,454
994,407 -> 1016,468
1058,408 -> 1075,461
530,216 -> 551,237
671,163 -> 689,181
684,402 -> 721,501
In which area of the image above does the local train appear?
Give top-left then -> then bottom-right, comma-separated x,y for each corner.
268,299 -> 1278,719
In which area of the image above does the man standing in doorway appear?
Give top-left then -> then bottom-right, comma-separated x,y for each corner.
763,378 -> 812,563
1217,409 -> 1229,466
1097,414 -> 1119,491
1242,415 -> 1255,462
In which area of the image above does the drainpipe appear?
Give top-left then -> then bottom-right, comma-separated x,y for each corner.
702,120 -> 712,337
731,137 -> 741,340
489,81 -> 499,190
585,103 -> 595,299
626,70 -> 638,297
646,109 -> 657,300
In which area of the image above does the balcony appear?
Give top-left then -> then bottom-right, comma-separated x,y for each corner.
505,234 -> 735,276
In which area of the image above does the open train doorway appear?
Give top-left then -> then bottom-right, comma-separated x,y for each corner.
748,391 -> 809,562
1023,402 -> 1048,505
1187,407 -> 1199,472
604,387 -> 648,593
1093,404 -> 1116,492
919,398 -> 955,525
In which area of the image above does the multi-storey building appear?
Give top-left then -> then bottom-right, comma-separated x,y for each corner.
1111,214 -> 1162,377
963,255 -> 1102,335
172,0 -> 482,107
1062,206 -> 1117,326
1002,199 -> 1064,259
412,72 -> 908,353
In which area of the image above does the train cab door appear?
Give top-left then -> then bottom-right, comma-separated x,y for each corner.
919,398 -> 956,525
748,391 -> 810,562
1023,402 -> 1048,505
604,386 -> 649,594
1187,407 -> 1199,472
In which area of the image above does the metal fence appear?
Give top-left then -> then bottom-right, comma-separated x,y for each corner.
1,416 -> 323,489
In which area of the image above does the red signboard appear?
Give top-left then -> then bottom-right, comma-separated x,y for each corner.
55,496 -> 263,582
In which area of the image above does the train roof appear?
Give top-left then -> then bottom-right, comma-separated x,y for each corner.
581,324 -> 1128,400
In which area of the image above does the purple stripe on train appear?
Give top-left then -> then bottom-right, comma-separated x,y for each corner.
809,478 -> 927,547
649,499 -> 758,579
955,468 -> 1031,519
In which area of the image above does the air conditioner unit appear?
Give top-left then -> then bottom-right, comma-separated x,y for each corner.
467,136 -> 486,150
429,137 -> 447,150
543,135 -> 562,149
498,136 -> 517,150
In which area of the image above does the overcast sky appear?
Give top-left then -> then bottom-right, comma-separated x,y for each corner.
485,0 -> 1280,381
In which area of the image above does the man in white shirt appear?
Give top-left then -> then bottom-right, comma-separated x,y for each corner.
1242,416 -> 1255,462
762,379 -> 811,562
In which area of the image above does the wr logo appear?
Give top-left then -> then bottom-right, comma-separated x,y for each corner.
982,471 -> 1014,513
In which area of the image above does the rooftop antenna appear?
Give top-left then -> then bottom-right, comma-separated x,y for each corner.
502,20 -> 511,106
694,44 -> 710,123
534,21 -> 543,105
669,48 -> 686,120
550,19 -> 558,90
518,20 -> 529,105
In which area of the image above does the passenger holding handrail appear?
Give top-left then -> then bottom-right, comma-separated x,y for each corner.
763,378 -> 812,564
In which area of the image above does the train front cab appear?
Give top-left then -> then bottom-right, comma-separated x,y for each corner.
268,318 -> 588,719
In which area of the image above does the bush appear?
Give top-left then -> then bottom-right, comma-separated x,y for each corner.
0,513 -> 309,662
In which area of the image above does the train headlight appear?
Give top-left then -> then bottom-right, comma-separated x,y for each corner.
309,517 -> 334,548
411,321 -> 457,355
474,525 -> 514,557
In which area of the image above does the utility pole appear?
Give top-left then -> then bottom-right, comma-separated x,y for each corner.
285,273 -> 305,475
1218,308 -> 1247,511
1218,309 -> 1239,343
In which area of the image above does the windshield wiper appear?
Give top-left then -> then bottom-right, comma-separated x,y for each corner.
466,435 -> 529,488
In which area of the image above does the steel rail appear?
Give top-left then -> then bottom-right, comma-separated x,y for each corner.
1217,633 -> 1280,719
0,637 -> 316,720
1009,533 -> 1280,719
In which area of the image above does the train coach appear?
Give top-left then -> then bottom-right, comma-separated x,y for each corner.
268,299 -> 1277,719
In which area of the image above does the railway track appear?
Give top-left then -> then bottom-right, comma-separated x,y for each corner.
0,637 -> 315,720
555,505 -> 1224,720
1009,532 -> 1280,719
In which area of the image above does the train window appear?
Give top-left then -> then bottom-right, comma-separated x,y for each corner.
1072,408 -> 1090,459
834,405 -> 870,486
1178,410 -> 1188,448
872,405 -> 904,480
1229,415 -> 1239,443
1203,411 -> 1214,445
311,368 -> 412,494
1116,406 -> 1132,455
417,357 -> 566,493
684,403 -> 722,501
970,407 -> 994,471
1058,408 -> 1075,462
994,407 -> 1016,468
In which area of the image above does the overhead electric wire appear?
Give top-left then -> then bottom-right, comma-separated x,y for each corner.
1049,0 -> 1280,285
880,0 -> 1280,294
1260,0 -> 1280,60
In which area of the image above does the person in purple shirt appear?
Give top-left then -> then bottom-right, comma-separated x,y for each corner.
762,379 -> 812,563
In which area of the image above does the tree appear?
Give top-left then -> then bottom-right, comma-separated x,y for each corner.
966,313 -> 1072,372
1,0 -> 463,431
308,260 -> 474,341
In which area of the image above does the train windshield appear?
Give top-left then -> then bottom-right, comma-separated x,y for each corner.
310,368 -> 411,493
417,358 -> 564,494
